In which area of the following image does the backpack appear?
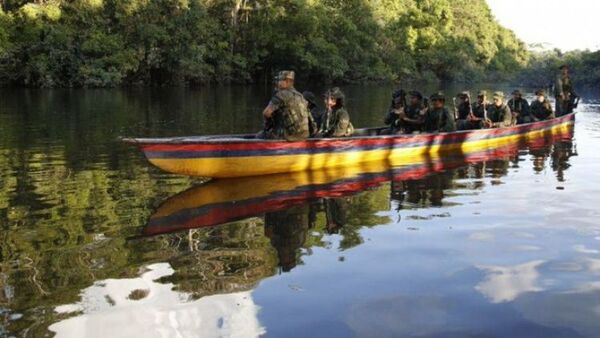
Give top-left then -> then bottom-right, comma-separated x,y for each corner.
281,90 -> 310,141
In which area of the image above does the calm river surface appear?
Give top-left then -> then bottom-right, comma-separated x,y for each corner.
1,85 -> 600,338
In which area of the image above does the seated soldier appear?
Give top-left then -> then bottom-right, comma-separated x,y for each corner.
321,87 -> 354,137
384,90 -> 425,134
402,91 -> 426,134
455,91 -> 475,130
508,89 -> 531,124
422,92 -> 456,133
465,90 -> 488,130
530,89 -> 555,121
260,70 -> 310,141
485,91 -> 514,128
384,90 -> 405,134
302,91 -> 320,136
303,91 -> 322,127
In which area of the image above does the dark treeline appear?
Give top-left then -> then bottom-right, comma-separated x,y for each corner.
0,0 -> 530,87
516,48 -> 600,89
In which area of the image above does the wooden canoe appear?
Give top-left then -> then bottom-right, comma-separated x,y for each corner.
143,125 -> 574,237
123,113 -> 575,178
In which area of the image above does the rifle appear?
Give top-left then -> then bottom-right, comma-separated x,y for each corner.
467,92 -> 475,120
391,89 -> 407,130
452,97 -> 458,120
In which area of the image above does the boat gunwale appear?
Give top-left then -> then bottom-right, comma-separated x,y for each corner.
121,113 -> 575,146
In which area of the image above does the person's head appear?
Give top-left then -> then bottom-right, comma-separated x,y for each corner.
512,89 -> 522,100
275,70 -> 295,90
392,96 -> 403,109
303,91 -> 317,108
408,90 -> 423,105
477,90 -> 487,104
430,92 -> 445,109
492,91 -> 504,106
457,91 -> 469,104
535,89 -> 546,102
560,64 -> 569,76
324,87 -> 345,109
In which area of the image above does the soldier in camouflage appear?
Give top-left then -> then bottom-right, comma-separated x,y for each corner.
321,87 -> 354,137
554,64 -> 574,116
531,89 -> 555,121
384,90 -> 425,134
422,92 -> 456,133
260,71 -> 310,141
485,92 -> 514,128
303,91 -> 322,135
455,91 -> 475,130
508,89 -> 531,124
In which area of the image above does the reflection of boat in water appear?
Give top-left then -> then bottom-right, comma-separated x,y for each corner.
144,125 -> 574,237
124,113 -> 575,178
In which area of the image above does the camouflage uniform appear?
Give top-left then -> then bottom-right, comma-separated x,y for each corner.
455,91 -> 475,130
402,102 -> 425,133
322,87 -> 354,137
384,90 -> 424,134
554,65 -> 574,116
303,91 -> 323,134
263,71 -> 310,141
508,90 -> 531,124
531,90 -> 555,121
323,107 -> 353,137
486,92 -> 513,128
423,93 -> 456,133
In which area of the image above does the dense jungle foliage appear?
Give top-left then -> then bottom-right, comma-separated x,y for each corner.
516,48 -> 600,89
0,0 -> 532,87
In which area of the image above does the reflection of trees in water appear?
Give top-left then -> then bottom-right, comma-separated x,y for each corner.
0,135 -> 579,336
144,222 -> 279,299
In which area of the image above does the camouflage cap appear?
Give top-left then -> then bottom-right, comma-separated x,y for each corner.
535,89 -> 546,96
457,91 -> 470,98
477,90 -> 487,97
408,90 -> 423,100
559,64 -> 569,70
493,91 -> 504,99
512,89 -> 522,96
430,92 -> 445,101
275,70 -> 295,81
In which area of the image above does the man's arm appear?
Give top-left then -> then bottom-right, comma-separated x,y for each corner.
263,104 -> 276,119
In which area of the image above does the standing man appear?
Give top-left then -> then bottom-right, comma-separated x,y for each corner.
508,90 -> 531,124
555,64 -> 574,116
261,71 -> 310,141
485,92 -> 513,128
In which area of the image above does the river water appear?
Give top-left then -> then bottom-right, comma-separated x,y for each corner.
0,85 -> 599,338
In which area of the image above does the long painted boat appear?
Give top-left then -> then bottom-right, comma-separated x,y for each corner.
123,113 -> 575,178
142,125 -> 574,237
